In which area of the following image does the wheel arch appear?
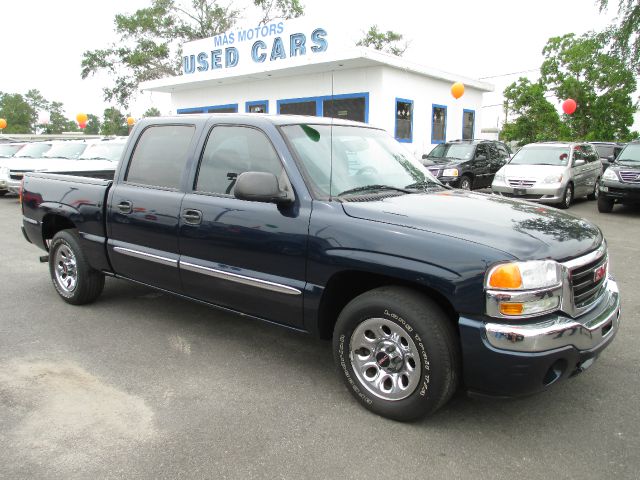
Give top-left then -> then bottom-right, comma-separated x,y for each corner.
42,213 -> 77,249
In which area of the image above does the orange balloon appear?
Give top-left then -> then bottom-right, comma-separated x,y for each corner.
76,113 -> 88,124
0,118 -> 6,129
126,116 -> 135,126
451,82 -> 465,99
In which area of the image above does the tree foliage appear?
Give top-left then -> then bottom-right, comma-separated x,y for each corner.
596,0 -> 640,74
501,79 -> 567,146
101,107 -> 129,136
81,0 -> 305,108
0,92 -> 36,134
85,114 -> 102,135
143,107 -> 162,117
541,32 -> 637,141
356,25 -> 408,56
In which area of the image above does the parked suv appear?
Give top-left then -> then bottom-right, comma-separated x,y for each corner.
421,139 -> 512,190
491,142 -> 602,209
598,141 -> 640,212
589,142 -> 626,170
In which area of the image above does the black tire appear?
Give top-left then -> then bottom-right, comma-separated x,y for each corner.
0,191 -> 6,197
333,286 -> 460,421
587,179 -> 600,201
559,183 -> 573,209
49,230 -> 105,305
459,175 -> 473,191
597,196 -> 614,213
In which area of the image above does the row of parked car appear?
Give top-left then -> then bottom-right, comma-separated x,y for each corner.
0,138 -> 126,196
421,139 -> 640,213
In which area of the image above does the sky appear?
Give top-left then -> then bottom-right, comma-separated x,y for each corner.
0,0 -> 635,130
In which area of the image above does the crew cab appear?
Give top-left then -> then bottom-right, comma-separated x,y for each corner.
21,115 -> 621,421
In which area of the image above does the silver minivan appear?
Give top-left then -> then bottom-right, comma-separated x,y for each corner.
491,142 -> 602,209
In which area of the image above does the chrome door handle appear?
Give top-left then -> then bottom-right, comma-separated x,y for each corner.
117,201 -> 132,214
182,209 -> 202,225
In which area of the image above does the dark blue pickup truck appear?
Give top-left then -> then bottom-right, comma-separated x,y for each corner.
21,115 -> 621,421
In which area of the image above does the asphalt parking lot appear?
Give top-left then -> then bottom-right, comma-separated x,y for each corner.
1,194 -> 638,480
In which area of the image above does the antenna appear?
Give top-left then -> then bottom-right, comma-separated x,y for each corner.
329,71 -> 334,201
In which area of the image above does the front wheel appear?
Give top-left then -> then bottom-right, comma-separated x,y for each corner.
597,196 -> 614,213
333,286 -> 460,421
587,179 -> 600,200
459,175 -> 473,191
559,183 -> 573,209
49,230 -> 105,305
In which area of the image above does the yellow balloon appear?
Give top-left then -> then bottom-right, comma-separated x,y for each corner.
0,118 -> 6,129
451,82 -> 465,99
76,113 -> 88,124
127,116 -> 135,126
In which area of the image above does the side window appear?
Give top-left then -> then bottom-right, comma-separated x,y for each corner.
125,125 -> 195,189
431,105 -> 447,144
572,147 -> 586,165
196,126 -> 283,195
497,144 -> 511,159
395,98 -> 413,142
462,110 -> 475,140
487,143 -> 500,160
475,144 -> 489,159
585,145 -> 599,163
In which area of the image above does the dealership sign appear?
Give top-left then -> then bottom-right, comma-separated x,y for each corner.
182,18 -> 331,76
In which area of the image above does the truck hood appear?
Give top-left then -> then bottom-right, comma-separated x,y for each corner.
422,157 -> 465,166
502,164 -> 565,180
341,190 -> 602,262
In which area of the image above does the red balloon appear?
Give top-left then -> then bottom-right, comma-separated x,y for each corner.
562,99 -> 577,115
79,121 -> 87,129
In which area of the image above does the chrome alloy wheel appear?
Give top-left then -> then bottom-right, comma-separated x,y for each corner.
350,318 -> 421,401
54,244 -> 78,293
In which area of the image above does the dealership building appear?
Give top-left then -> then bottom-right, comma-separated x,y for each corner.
141,18 -> 493,157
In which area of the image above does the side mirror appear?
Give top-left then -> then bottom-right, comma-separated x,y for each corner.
573,159 -> 586,167
607,154 -> 616,162
421,153 -> 429,160
234,171 -> 293,204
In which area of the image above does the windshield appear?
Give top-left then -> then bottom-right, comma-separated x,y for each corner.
42,143 -> 87,159
78,143 -> 125,161
13,143 -> 52,158
0,144 -> 23,157
617,144 -> 640,164
281,124 -> 439,197
427,143 -> 475,160
509,146 -> 570,166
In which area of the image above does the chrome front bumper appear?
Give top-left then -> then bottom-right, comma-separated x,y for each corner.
485,276 -> 620,353
492,182 -> 565,203
7,178 -> 21,194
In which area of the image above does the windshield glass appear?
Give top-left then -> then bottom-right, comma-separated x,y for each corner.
281,125 -> 439,197
617,144 -> 640,163
13,143 -> 51,158
78,143 -> 125,161
42,143 -> 87,159
0,144 -> 23,157
427,143 -> 475,160
510,146 -> 570,166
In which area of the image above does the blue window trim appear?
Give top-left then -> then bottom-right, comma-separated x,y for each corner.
462,108 -> 475,140
431,104 -> 448,144
177,103 -> 238,114
246,100 -> 269,113
394,97 -> 413,143
276,92 -> 369,123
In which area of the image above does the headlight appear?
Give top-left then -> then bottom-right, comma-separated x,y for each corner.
442,168 -> 459,177
493,170 -> 505,182
485,260 -> 563,317
0,166 -> 8,177
542,174 -> 563,184
602,169 -> 618,181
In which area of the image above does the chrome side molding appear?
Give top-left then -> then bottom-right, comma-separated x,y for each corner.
113,246 -> 178,267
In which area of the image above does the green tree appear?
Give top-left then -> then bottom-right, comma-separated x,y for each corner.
41,101 -> 75,134
0,92 -> 36,134
101,107 -> 129,136
356,25 -> 408,56
143,107 -> 162,117
541,32 -> 637,141
85,114 -> 102,135
500,78 -> 568,146
81,0 -> 304,108
597,0 -> 640,74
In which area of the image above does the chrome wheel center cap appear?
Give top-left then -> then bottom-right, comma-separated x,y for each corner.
375,341 -> 404,372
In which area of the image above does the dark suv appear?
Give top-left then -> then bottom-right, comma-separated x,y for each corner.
421,140 -> 512,190
598,140 -> 640,212
589,142 -> 626,170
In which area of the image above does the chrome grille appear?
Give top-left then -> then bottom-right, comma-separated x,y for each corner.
508,179 -> 536,188
619,170 -> 640,183
9,170 -> 33,181
570,255 -> 608,309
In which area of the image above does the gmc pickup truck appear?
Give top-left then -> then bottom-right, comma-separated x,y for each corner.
21,115 -> 621,421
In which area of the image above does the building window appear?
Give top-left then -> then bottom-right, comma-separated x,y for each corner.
432,105 -> 447,144
463,109 -> 475,140
323,94 -> 368,123
246,101 -> 269,113
395,98 -> 413,143
278,100 -> 318,116
177,104 -> 238,114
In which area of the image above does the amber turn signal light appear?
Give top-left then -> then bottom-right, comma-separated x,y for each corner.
488,264 -> 523,289
499,303 -> 525,315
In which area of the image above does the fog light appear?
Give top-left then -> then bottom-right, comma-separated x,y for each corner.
499,297 -> 560,316
600,186 -> 608,192
499,303 -> 524,315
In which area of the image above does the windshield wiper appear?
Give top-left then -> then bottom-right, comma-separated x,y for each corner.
404,180 -> 442,190
337,185 -> 414,196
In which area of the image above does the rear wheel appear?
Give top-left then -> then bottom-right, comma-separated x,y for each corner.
49,230 -> 105,305
597,196 -> 614,213
587,179 -> 600,201
559,183 -> 573,209
459,175 -> 473,191
333,286 -> 460,421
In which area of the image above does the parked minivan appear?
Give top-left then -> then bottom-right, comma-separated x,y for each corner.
491,142 -> 602,209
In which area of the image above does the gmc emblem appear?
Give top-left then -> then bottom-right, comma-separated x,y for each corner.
594,263 -> 607,283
